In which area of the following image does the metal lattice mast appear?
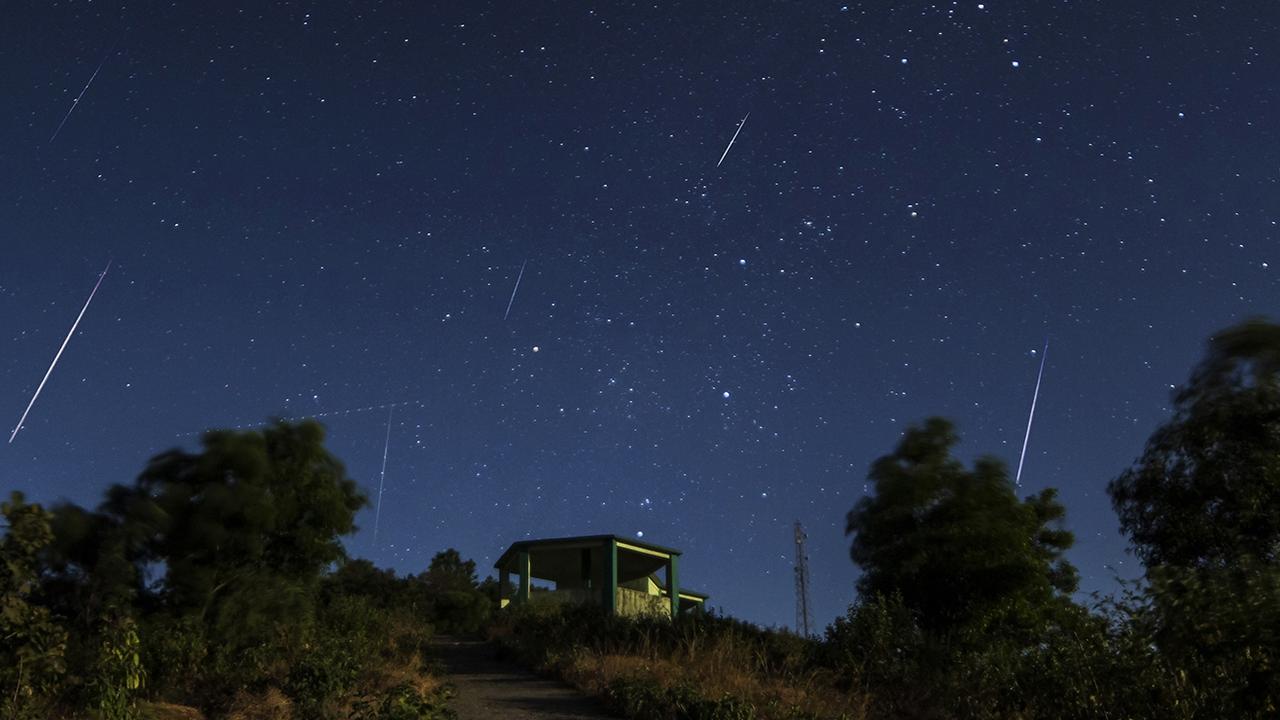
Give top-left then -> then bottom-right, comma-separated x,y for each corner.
793,521 -> 813,637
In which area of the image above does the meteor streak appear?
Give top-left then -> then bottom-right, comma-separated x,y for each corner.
49,43 -> 115,145
1014,340 -> 1049,487
373,405 -> 394,544
9,261 -> 111,443
716,113 -> 750,168
173,399 -> 425,437
503,259 -> 527,320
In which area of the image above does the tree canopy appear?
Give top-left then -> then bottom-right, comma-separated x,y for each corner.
847,417 -> 1077,633
1107,319 -> 1280,714
1109,318 -> 1280,569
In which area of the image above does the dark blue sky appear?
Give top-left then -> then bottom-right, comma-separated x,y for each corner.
2,1 -> 1276,629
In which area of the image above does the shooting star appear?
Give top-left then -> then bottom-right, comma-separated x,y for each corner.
1014,339 -> 1050,488
372,404 -> 394,544
173,399 -> 426,437
716,113 -> 750,168
503,259 -> 527,320
9,261 -> 112,443
49,43 -> 116,145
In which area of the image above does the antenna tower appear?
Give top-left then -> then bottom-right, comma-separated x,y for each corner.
793,521 -> 813,637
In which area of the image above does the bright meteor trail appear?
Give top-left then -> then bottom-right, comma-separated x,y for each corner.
49,43 -> 115,145
9,261 -> 112,444
372,404 -> 394,544
503,259 -> 527,320
1014,340 -> 1049,487
716,113 -> 750,168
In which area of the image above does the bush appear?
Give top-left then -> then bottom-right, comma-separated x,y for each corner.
606,677 -> 756,720
93,612 -> 146,720
140,615 -> 207,703
349,682 -> 455,720
286,593 -> 433,718
1,492 -> 69,720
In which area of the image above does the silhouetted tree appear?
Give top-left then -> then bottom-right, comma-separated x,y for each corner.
1109,319 -> 1280,715
420,548 -> 479,594
322,558 -> 407,609
82,420 -> 366,700
847,417 -> 1077,635
1109,318 -> 1280,569
415,548 -> 489,634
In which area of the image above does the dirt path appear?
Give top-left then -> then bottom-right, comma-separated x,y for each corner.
431,637 -> 615,720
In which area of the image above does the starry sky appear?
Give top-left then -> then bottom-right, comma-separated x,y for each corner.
2,1 -> 1277,630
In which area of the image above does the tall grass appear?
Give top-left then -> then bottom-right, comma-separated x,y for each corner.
492,603 -> 864,720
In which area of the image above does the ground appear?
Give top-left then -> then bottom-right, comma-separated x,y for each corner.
431,637 -> 614,720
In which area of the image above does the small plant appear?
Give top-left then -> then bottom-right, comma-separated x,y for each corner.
94,611 -> 146,720
350,682 -> 456,720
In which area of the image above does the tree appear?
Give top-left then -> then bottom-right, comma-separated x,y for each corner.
1109,318 -> 1280,569
1,492 -> 68,719
123,420 -> 365,613
83,420 -> 366,700
323,558 -> 407,609
420,548 -> 479,594
846,417 -> 1077,635
415,549 -> 490,634
1109,319 -> 1280,715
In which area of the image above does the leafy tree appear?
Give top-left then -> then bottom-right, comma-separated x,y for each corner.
128,420 -> 366,608
68,420 -> 367,703
414,549 -> 490,635
40,501 -> 139,633
1,492 -> 68,719
846,417 -> 1078,635
419,548 -> 479,594
1109,319 -> 1280,716
1109,318 -> 1280,569
323,558 -> 409,609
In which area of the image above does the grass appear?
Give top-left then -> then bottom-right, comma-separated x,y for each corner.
493,604 -> 866,720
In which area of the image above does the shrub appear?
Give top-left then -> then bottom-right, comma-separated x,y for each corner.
94,612 -> 146,720
349,682 -> 455,720
140,614 -> 207,703
1,492 -> 69,720
605,677 -> 756,720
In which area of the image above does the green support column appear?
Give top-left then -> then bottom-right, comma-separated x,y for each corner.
602,539 -> 617,613
517,550 -> 531,604
668,554 -> 680,618
499,568 -> 510,608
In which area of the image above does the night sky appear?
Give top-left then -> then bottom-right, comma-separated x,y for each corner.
3,1 -> 1277,630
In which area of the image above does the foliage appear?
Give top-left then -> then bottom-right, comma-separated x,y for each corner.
823,592 -> 925,713
1142,559 -> 1279,715
139,614 -> 206,702
126,419 -> 365,611
93,611 -> 145,720
845,417 -> 1078,636
96,420 -> 365,705
419,549 -> 478,594
349,682 -> 456,720
1108,318 -> 1280,716
1109,318 -> 1280,569
493,603 -> 849,720
605,676 -> 757,720
1,492 -> 68,719
497,602 -> 820,681
412,549 -> 491,635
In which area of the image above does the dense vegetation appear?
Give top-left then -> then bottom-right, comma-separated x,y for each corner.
1,421 -> 488,719
3,319 -> 1278,719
